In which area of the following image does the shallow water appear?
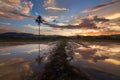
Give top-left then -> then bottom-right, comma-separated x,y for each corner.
0,41 -> 120,80
0,41 -> 57,80
67,41 -> 120,80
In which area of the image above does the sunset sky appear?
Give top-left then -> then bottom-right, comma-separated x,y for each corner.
0,0 -> 120,36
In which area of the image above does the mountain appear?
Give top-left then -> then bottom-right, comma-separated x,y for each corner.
0,32 -> 120,40
0,32 -> 66,39
0,32 -> 38,38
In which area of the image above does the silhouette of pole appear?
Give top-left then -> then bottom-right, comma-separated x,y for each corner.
38,24 -> 40,39
35,15 -> 44,65
36,15 -> 43,39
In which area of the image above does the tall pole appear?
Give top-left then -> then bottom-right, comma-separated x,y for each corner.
38,24 -> 40,58
35,15 -> 43,65
39,24 -> 40,39
36,24 -> 41,65
35,15 -> 45,59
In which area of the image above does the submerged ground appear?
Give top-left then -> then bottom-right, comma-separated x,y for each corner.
0,40 -> 120,80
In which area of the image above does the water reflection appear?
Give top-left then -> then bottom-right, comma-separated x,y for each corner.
0,41 -> 120,80
0,42 -> 57,80
68,41 -> 120,80
35,43 -> 43,65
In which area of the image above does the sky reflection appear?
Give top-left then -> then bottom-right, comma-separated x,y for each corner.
0,42 -> 57,80
0,41 -> 120,80
68,41 -> 120,80
0,42 -> 57,59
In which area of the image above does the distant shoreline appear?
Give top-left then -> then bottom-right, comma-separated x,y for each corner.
0,37 -> 120,42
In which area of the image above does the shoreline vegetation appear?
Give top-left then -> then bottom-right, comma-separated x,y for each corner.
0,37 -> 120,42
0,32 -> 120,42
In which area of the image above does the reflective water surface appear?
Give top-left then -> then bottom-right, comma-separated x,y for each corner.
68,41 -> 120,80
0,41 -> 120,80
0,41 -> 57,80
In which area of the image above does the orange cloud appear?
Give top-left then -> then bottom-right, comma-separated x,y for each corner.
44,0 -> 69,11
75,30 -> 120,36
0,0 -> 35,20
105,59 -> 120,65
105,13 -> 120,19
0,27 -> 21,33
44,16 -> 109,29
82,1 -> 120,13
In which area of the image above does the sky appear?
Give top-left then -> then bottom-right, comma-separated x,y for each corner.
0,0 -> 120,36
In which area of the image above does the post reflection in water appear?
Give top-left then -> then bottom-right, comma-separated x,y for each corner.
0,41 -> 120,80
35,43 -> 43,65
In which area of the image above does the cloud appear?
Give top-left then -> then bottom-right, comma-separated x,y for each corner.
24,24 -> 38,30
92,16 -> 109,23
44,0 -> 56,7
73,15 -> 109,24
105,13 -> 120,19
45,7 -> 69,11
43,15 -> 110,30
75,30 -> 120,36
0,22 -> 11,25
0,27 -> 20,33
105,59 -> 120,65
44,16 -> 109,30
77,19 -> 97,29
82,1 -> 120,13
43,0 -> 68,11
0,0 -> 35,20
42,15 -> 119,36
24,24 -> 50,31
44,16 -> 59,21
40,29 -> 75,36
44,18 -> 97,29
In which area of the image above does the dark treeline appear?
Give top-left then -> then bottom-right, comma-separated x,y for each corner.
0,32 -> 120,42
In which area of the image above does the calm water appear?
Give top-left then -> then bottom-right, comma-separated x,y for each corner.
0,41 -> 58,80
0,41 -> 120,80
68,41 -> 120,80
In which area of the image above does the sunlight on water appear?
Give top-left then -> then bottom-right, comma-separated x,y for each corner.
0,41 -> 57,80
68,41 -> 120,80
0,41 -> 120,80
